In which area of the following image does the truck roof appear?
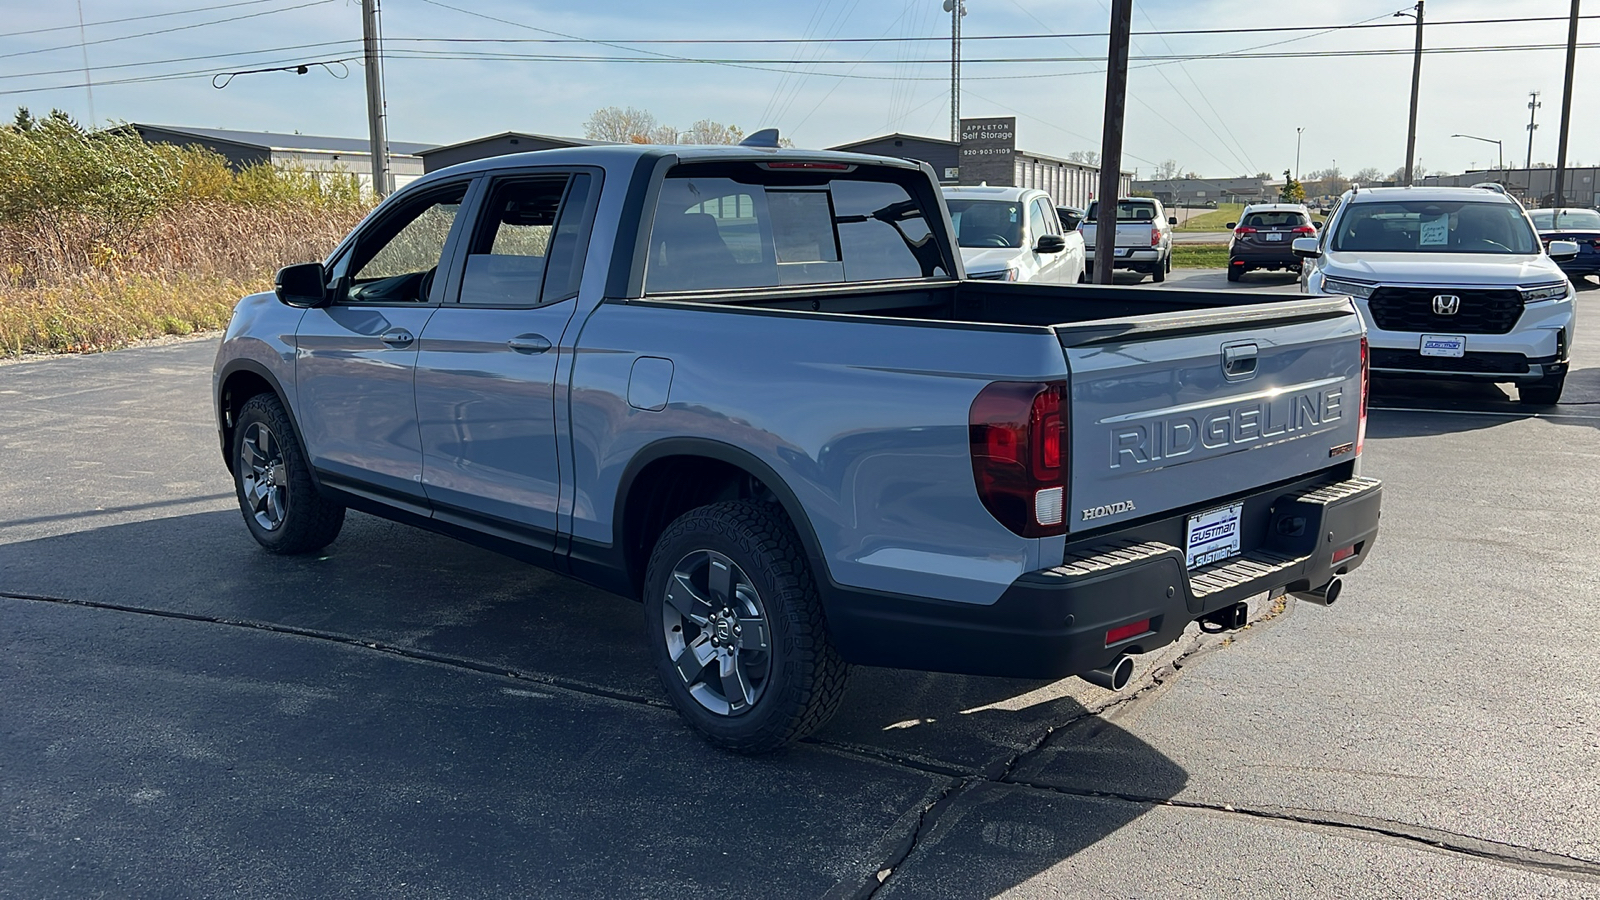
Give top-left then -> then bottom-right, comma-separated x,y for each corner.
414,143 -> 927,186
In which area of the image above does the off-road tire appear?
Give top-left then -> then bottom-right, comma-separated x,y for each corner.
1518,374 -> 1566,406
232,393 -> 345,554
644,500 -> 849,753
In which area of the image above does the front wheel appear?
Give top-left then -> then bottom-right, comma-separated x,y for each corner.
1518,374 -> 1565,406
232,393 -> 345,554
644,501 -> 849,753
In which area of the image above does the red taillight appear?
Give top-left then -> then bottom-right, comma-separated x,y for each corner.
1106,618 -> 1151,645
1357,335 -> 1369,456
1331,544 -> 1357,564
970,381 -> 1069,537
1150,228 -> 1161,247
1234,226 -> 1257,235
1292,225 -> 1316,235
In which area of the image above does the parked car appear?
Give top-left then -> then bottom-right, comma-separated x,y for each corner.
1056,205 -> 1085,232
1226,203 -> 1317,281
1080,197 -> 1176,282
942,185 -> 1086,284
215,141 -> 1382,752
1528,207 -> 1600,281
1296,185 -> 1578,405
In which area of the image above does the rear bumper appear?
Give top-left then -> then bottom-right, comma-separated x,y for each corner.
1085,248 -> 1162,267
1230,247 -> 1301,268
1371,350 -> 1566,383
824,472 -> 1381,679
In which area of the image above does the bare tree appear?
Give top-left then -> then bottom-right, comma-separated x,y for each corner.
583,106 -> 660,143
1066,149 -> 1100,166
1386,163 -> 1427,182
681,119 -> 745,145
1153,159 -> 1182,181
1351,167 -> 1385,184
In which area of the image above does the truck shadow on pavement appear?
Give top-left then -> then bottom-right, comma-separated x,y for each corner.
1367,366 -> 1600,437
1,508 -> 1190,898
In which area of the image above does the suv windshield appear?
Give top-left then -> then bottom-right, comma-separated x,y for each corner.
947,199 -> 1023,249
1331,200 -> 1537,254
1529,208 -> 1600,231
1085,200 -> 1158,223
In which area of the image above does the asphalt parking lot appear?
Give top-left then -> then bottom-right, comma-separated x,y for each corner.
4,275 -> 1599,898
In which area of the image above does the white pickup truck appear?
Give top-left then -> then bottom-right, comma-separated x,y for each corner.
1081,197 -> 1178,283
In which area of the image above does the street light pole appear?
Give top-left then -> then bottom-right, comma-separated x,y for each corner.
1450,133 -> 1504,173
1400,2 -> 1424,185
1295,126 -> 1304,180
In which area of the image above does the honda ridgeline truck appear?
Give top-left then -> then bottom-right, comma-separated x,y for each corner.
214,140 -> 1382,752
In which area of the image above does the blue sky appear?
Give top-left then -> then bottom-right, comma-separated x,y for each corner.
1,0 -> 1593,178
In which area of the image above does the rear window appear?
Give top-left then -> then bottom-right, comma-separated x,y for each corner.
1529,208 -> 1600,231
644,163 -> 949,293
1086,200 -> 1158,223
1331,200 -> 1538,254
1243,210 -> 1308,228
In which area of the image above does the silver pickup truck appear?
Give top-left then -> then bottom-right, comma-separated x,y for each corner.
214,142 -> 1382,752
1081,196 -> 1177,282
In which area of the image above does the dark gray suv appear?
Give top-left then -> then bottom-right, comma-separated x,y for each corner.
1227,203 -> 1316,281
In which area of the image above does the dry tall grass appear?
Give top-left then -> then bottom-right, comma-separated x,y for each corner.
0,111 -> 372,357
0,204 -> 365,354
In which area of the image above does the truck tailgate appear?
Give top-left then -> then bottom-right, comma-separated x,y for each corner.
1057,297 -> 1364,533
1082,223 -> 1157,248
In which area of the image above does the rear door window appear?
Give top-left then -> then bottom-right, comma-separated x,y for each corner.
458,173 -> 596,306
645,164 -> 948,293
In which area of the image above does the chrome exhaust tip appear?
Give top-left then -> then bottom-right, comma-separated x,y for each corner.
1080,654 -> 1135,691
1291,575 -> 1343,607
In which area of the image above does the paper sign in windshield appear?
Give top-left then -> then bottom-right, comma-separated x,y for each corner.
1419,214 -> 1450,246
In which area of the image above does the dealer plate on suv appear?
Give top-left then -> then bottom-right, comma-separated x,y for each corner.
1186,502 -> 1242,569
1420,334 -> 1466,358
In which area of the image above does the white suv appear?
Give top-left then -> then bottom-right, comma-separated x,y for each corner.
941,185 -> 1086,284
1296,186 -> 1578,405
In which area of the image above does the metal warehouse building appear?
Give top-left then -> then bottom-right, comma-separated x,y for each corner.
127,124 -> 435,191
827,132 -> 1130,209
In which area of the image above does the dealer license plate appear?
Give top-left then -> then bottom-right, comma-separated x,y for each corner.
1264,232 -> 1283,241
1419,334 -> 1466,358
1186,503 -> 1243,570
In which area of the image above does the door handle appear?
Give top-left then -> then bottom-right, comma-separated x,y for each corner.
1222,342 -> 1259,380
379,328 -> 414,347
507,334 -> 552,354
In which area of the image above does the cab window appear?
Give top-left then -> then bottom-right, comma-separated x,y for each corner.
345,184 -> 468,303
457,174 -> 595,306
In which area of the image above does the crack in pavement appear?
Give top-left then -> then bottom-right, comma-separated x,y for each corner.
11,589 -> 1596,890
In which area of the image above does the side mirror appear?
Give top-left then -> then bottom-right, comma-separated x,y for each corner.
1291,237 -> 1322,259
1225,222 -> 1237,230
275,262 -> 330,308
1548,240 -> 1580,261
1035,234 -> 1067,254
1167,217 -> 1178,226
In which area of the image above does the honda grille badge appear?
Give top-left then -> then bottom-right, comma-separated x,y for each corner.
1432,294 -> 1462,315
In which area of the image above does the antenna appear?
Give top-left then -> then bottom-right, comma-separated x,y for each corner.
740,128 -> 781,148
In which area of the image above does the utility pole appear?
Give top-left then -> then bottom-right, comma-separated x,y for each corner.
362,0 -> 391,199
1401,2 -> 1424,185
1526,91 -> 1541,170
1553,0 -> 1580,207
945,0 -> 966,142
1094,0 -> 1132,285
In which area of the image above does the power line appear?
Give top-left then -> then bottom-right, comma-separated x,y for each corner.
378,15 -> 1600,46
0,0 -> 299,40
0,0 -> 338,62
0,41 -> 357,81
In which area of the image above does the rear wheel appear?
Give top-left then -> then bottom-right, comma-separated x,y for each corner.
232,393 -> 345,553
644,501 -> 849,753
1152,255 -> 1167,283
1518,374 -> 1566,406
1226,264 -> 1242,282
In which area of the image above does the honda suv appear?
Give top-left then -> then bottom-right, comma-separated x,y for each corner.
1295,186 -> 1579,405
1227,203 -> 1316,281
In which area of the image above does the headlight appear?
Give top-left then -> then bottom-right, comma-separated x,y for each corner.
1320,276 -> 1377,299
1520,282 -> 1570,302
